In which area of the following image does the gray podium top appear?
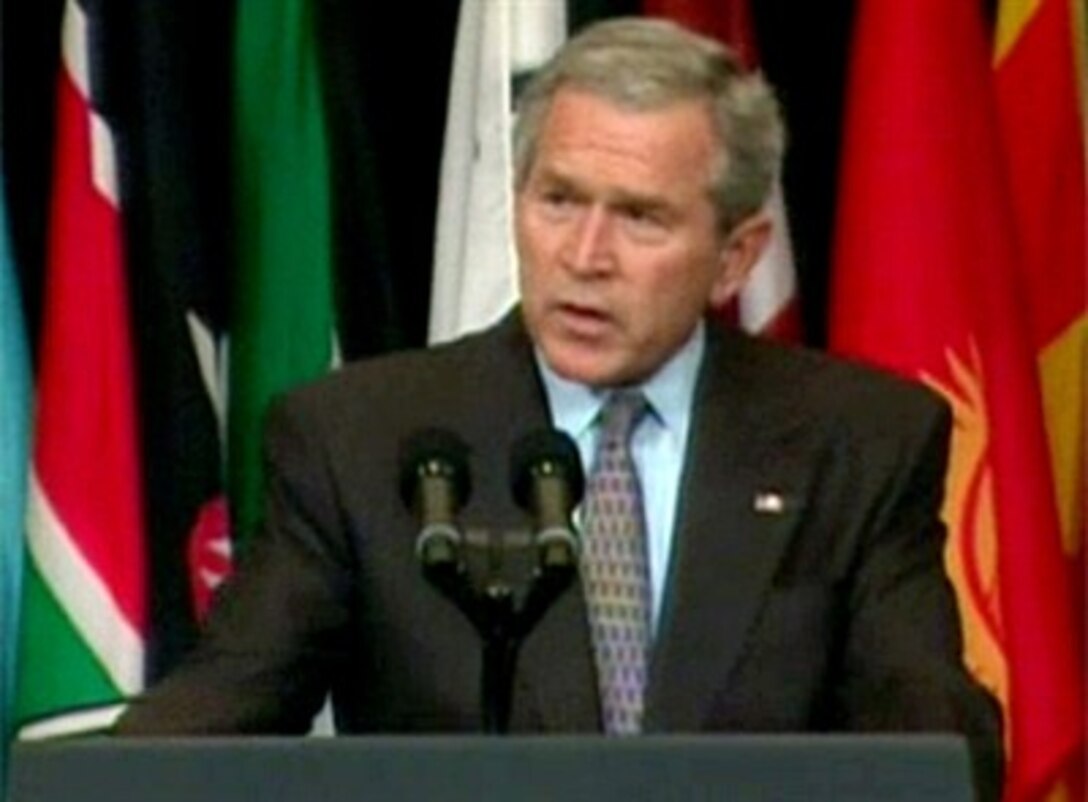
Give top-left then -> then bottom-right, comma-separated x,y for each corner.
10,734 -> 974,802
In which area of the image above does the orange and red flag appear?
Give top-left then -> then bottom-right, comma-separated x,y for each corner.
830,0 -> 1085,799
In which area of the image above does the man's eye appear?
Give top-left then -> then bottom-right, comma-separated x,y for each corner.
618,201 -> 661,222
621,205 -> 666,229
542,189 -> 573,206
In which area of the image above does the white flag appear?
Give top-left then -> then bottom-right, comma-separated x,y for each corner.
429,0 -> 566,344
738,182 -> 800,338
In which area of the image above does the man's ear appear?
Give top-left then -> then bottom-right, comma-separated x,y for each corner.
708,211 -> 773,310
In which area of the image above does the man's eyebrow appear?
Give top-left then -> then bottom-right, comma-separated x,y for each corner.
530,165 -> 578,187
610,189 -> 670,211
532,167 -> 670,208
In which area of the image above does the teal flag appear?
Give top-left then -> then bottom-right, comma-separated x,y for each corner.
0,176 -> 31,795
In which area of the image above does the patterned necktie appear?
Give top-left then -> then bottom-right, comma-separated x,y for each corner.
580,390 -> 652,735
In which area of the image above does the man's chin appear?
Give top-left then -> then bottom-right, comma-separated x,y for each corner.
537,342 -> 635,388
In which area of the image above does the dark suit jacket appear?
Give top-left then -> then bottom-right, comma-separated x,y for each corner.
118,312 -> 1001,797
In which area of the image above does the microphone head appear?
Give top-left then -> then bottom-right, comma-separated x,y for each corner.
510,428 -> 585,512
397,427 -> 471,511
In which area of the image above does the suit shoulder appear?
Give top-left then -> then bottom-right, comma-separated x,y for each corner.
274,324 -> 506,420
721,330 -> 950,434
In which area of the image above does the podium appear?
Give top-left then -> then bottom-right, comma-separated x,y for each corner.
10,734 -> 974,802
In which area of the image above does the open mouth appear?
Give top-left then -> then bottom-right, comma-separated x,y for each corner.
555,301 -> 613,336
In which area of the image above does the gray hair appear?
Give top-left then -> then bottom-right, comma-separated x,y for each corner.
513,17 -> 786,235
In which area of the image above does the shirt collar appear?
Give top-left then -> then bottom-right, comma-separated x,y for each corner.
536,321 -> 707,438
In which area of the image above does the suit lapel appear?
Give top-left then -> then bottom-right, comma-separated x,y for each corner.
645,327 -> 814,731
516,575 -> 600,730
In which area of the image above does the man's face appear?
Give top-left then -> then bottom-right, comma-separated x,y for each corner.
516,88 -> 762,387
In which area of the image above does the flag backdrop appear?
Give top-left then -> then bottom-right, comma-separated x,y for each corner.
229,0 -> 337,544
0,179 -> 31,792
829,1 -> 1085,800
643,0 -> 803,340
428,0 -> 566,344
15,0 -> 147,738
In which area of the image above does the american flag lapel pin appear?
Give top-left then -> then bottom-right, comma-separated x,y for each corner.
753,491 -> 786,514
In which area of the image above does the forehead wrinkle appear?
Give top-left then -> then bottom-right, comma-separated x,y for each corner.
530,161 -> 674,211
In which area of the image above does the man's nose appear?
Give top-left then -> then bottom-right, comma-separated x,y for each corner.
563,206 -> 615,275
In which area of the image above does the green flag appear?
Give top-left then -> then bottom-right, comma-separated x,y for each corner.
230,0 -> 336,544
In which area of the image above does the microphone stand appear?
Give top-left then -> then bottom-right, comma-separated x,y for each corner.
420,537 -> 578,734
479,581 -> 517,734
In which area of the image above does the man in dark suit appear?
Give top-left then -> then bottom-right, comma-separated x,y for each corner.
118,16 -> 1001,800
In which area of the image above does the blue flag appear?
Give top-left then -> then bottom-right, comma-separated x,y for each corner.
0,175 -> 31,794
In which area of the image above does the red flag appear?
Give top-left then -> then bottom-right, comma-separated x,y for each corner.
643,0 -> 802,340
18,0 -> 147,736
993,5 -> 1086,756
829,1 -> 1084,800
643,0 -> 759,67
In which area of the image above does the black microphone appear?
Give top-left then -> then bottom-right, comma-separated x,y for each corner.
398,428 -> 472,568
510,429 -> 585,569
